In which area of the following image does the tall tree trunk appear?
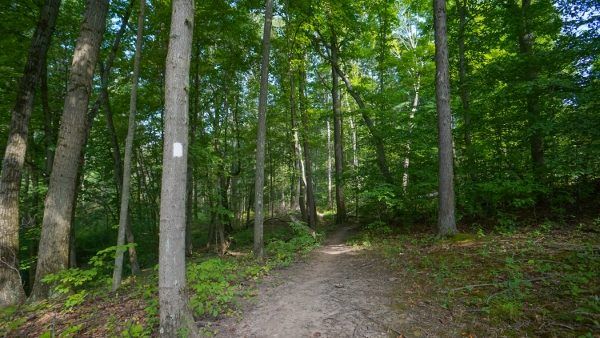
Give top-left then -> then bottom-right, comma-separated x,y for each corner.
41,59 -> 55,177
458,0 -> 471,153
290,72 -> 307,220
104,90 -> 140,276
518,0 -> 544,184
253,0 -> 274,259
158,0 -> 196,335
299,68 -> 317,228
434,0 -> 457,236
30,0 -> 108,301
0,0 -> 61,307
113,0 -> 145,292
403,75 -> 420,192
327,119 -> 333,209
349,115 -> 359,216
330,29 -> 346,225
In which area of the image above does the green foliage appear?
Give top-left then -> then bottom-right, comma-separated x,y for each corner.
187,258 -> 238,317
265,221 -> 321,267
60,324 -> 83,337
41,244 -> 135,309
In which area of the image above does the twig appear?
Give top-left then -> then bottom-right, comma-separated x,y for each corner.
550,322 -> 574,330
450,277 -> 548,292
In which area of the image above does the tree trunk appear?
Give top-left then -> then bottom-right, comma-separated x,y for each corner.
291,72 -> 307,220
41,59 -> 55,177
331,63 -> 393,185
253,0 -> 274,259
517,0 -> 544,183
330,29 -> 346,225
158,0 -> 196,335
0,0 -> 61,307
104,90 -> 140,276
403,75 -> 420,192
458,0 -> 471,153
112,0 -> 145,292
30,0 -> 108,301
434,0 -> 457,236
349,115 -> 359,216
327,119 -> 333,210
299,68 -> 317,229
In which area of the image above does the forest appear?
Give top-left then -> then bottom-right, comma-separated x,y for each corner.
0,0 -> 598,336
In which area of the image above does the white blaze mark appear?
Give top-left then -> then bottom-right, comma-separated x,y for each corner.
173,142 -> 183,158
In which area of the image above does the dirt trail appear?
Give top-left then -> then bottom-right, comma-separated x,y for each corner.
215,226 -> 409,338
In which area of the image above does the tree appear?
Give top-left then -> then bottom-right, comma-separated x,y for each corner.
30,0 -> 109,300
112,0 -> 145,292
517,0 -> 544,184
158,0 -> 196,335
434,0 -> 457,236
253,0 -> 274,259
299,67 -> 317,229
330,26 -> 347,225
0,0 -> 61,307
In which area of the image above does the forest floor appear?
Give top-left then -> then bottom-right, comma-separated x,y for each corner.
1,218 -> 598,337
210,220 -> 599,337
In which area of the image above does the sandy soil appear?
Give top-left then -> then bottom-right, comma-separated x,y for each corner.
213,226 -> 411,338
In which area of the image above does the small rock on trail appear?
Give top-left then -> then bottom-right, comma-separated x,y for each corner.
214,226 -> 407,337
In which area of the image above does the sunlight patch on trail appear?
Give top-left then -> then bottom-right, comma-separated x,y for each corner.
320,244 -> 362,255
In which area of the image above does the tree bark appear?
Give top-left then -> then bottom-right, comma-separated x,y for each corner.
158,0 -> 196,335
458,0 -> 471,153
330,29 -> 346,225
30,0 -> 108,301
299,68 -> 317,229
253,0 -> 274,259
517,0 -> 544,183
327,119 -> 333,210
434,0 -> 457,236
0,0 -> 61,306
112,0 -> 145,292
403,75 -> 420,192
41,59 -> 55,177
290,72 -> 307,220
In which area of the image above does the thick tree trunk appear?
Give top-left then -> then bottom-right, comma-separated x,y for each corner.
330,29 -> 346,225
30,0 -> 108,301
299,68 -> 317,229
158,0 -> 196,335
253,0 -> 274,259
0,0 -> 61,307
434,0 -> 457,236
112,0 -> 145,292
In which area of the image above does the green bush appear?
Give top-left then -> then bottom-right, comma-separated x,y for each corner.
41,244 -> 135,309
